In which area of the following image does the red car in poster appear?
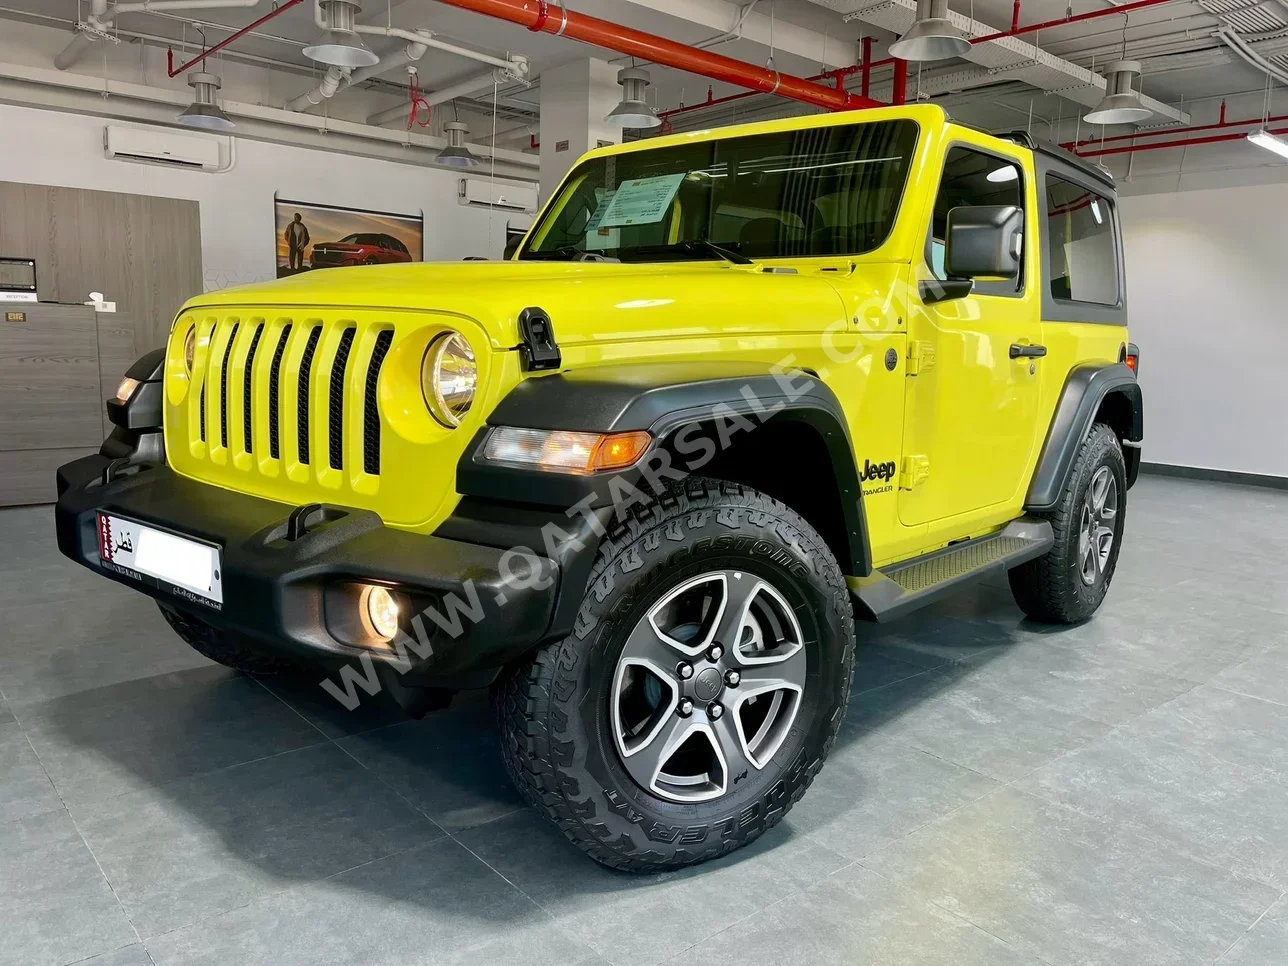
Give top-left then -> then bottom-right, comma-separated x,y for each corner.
309,232 -> 413,269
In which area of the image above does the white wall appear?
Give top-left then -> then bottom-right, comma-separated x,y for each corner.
1121,182 -> 1288,477
0,102 -> 519,292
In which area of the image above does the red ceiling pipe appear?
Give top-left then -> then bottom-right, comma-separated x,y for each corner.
891,59 -> 908,106
168,0 -> 305,76
1075,124 -> 1288,157
1066,109 -> 1288,150
860,36 -> 874,99
431,0 -> 881,112
1010,0 -> 1023,33
970,0 -> 1175,45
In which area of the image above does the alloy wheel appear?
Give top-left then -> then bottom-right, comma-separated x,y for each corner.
610,571 -> 807,803
1078,465 -> 1118,586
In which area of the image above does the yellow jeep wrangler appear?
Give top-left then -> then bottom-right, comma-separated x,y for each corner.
56,104 -> 1142,872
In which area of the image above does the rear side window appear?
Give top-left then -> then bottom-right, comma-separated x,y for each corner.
1046,176 -> 1118,305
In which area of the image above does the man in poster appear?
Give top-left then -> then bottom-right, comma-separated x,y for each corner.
285,213 -> 310,272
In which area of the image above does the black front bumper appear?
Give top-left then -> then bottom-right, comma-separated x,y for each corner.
55,455 -> 560,685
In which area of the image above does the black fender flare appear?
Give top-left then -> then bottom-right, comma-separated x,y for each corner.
445,362 -> 871,642
1025,362 -> 1143,511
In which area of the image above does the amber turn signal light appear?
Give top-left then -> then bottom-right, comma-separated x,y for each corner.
590,431 -> 652,472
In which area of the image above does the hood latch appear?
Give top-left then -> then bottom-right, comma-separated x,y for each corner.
518,306 -> 562,372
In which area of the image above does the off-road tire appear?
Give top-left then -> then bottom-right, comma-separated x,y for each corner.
1009,423 -> 1126,623
158,603 -> 297,675
493,477 -> 855,872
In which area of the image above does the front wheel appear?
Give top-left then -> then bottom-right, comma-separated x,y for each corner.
494,478 -> 855,872
1009,422 -> 1126,623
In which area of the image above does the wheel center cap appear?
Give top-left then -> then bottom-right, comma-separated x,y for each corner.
693,667 -> 724,702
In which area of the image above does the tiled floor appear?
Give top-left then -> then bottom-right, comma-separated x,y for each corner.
3,475 -> 1287,966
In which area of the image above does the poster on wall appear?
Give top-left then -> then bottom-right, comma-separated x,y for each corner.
274,196 -> 424,278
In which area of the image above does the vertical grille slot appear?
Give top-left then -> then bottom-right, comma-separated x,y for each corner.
363,330 -> 394,476
219,322 -> 239,449
199,322 -> 216,443
242,323 -> 264,454
268,323 -> 292,460
297,326 -> 323,465
328,327 -> 357,471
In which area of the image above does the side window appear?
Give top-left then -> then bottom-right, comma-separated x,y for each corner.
928,147 -> 1024,296
1046,176 -> 1119,305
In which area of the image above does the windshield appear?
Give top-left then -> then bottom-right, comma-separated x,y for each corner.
521,119 -> 918,263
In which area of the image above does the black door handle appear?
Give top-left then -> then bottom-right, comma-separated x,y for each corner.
1010,343 -> 1048,359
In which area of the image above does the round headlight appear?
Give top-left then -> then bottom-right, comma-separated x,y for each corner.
183,327 -> 196,373
421,331 -> 476,428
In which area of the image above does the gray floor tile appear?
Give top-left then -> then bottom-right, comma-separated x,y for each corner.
258,672 -> 409,740
76,945 -> 155,966
1016,718 -> 1288,890
847,666 -> 1113,781
70,743 -> 444,937
861,786 -> 1280,966
851,647 -> 935,694
145,838 -> 605,966
771,731 -> 1000,860
1212,644 -> 1288,707
668,862 -> 1039,966
946,637 -> 1197,725
0,808 -> 137,966
1126,684 -> 1288,777
336,690 -> 523,833
1218,895 -> 1288,966
21,666 -> 325,805
456,808 -> 849,966
0,729 -> 62,824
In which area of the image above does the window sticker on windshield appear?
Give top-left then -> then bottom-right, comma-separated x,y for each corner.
586,173 -> 685,229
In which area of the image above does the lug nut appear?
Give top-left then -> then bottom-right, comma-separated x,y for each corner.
708,701 -> 724,720
707,644 -> 724,662
676,662 -> 694,680
677,697 -> 694,718
724,669 -> 741,687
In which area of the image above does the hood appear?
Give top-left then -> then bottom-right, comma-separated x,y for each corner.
184,260 -> 854,350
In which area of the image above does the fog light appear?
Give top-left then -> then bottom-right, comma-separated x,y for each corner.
365,586 -> 400,640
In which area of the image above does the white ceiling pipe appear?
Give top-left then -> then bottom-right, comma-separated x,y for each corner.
354,24 -> 526,74
55,0 -> 262,70
285,37 -> 428,110
365,68 -> 502,126
476,120 -> 534,144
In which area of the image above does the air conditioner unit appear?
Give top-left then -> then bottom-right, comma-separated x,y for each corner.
459,178 -> 538,213
104,125 -> 223,171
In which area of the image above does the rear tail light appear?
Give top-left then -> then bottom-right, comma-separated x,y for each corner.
1123,343 -> 1140,375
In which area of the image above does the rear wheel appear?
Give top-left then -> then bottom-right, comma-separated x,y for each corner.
158,603 -> 297,675
1009,422 -> 1126,623
494,478 -> 855,872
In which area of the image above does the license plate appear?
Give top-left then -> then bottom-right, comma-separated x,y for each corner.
97,512 -> 224,607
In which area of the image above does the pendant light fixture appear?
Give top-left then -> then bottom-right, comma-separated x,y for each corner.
888,0 -> 971,63
436,121 -> 479,167
605,68 -> 662,129
304,0 -> 379,69
178,71 -> 235,131
1084,60 -> 1153,125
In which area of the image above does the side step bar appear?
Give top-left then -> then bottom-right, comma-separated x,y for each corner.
850,518 -> 1053,623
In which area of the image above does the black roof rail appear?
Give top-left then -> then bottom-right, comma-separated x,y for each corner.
997,130 -> 1116,188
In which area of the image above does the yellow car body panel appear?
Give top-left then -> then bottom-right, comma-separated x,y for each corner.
162,103 -> 1127,567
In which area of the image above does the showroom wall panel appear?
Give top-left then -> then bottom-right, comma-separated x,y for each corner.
0,103 -> 518,295
1121,183 -> 1288,478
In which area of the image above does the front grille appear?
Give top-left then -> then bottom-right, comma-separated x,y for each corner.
297,326 -> 323,466
185,313 -> 403,494
328,327 -> 357,471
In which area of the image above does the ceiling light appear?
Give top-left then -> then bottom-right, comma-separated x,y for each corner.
986,165 -> 1018,183
1090,200 -> 1103,224
304,0 -> 379,69
178,72 -> 235,131
1083,60 -> 1153,126
605,68 -> 662,129
436,121 -> 479,168
1247,128 -> 1288,160
889,0 -> 971,63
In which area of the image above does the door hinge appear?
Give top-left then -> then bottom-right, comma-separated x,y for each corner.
907,341 -> 936,376
899,455 -> 931,490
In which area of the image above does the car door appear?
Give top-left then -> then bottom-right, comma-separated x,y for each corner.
898,141 -> 1045,528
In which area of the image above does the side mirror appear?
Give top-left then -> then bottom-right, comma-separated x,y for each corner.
944,205 -> 1023,279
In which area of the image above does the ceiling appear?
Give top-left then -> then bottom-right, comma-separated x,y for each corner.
1,0 -> 1284,142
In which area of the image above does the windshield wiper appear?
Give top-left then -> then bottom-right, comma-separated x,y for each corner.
626,240 -> 754,265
